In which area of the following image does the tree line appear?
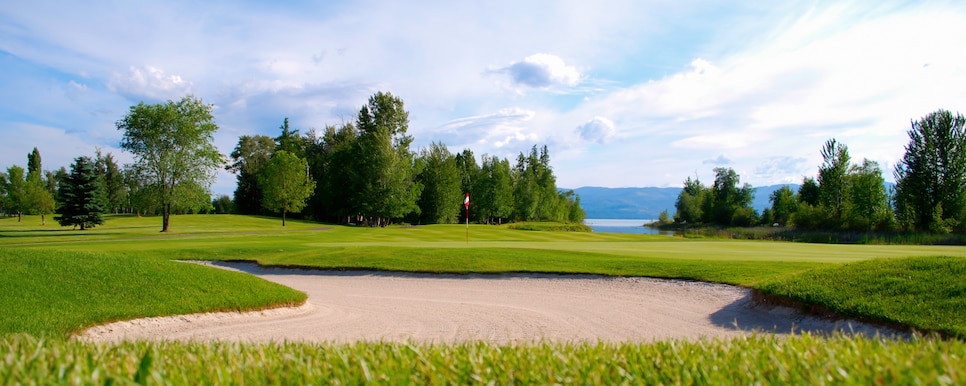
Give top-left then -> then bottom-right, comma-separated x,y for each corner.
672,109 -> 966,234
1,92 -> 585,230
228,91 -> 585,226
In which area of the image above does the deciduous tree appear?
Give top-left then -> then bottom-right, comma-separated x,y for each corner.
3,166 -> 27,221
894,109 -> 966,232
416,142 -> 461,224
259,150 -> 316,226
117,95 -> 223,232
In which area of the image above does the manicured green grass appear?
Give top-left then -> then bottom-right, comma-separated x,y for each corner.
0,248 -> 305,338
758,256 -> 966,338
4,214 -> 966,337
3,214 -> 966,383
1,334 -> 962,384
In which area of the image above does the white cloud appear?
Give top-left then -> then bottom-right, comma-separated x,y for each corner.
435,108 -> 538,150
108,66 -> 193,102
575,117 -> 616,144
494,53 -> 581,89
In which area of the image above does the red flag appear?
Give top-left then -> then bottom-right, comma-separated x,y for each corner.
464,193 -> 470,208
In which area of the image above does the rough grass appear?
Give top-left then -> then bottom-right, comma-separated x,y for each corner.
0,248 -> 306,337
1,334 -> 962,384
757,256 -> 966,339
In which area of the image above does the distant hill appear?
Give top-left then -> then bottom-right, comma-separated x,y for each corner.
569,185 -> 800,219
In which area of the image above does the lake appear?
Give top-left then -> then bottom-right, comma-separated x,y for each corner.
583,219 -> 675,236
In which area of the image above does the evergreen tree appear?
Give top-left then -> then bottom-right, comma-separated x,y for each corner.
55,157 -> 106,230
26,147 -> 42,181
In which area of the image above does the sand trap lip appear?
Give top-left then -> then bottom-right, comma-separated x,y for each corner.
77,261 -> 899,344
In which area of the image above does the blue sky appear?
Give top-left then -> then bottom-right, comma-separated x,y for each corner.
2,1 -> 965,196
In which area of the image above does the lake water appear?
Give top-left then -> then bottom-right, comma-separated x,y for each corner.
583,219 -> 675,236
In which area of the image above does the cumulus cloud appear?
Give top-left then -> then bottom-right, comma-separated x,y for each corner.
575,117 -> 616,144
495,53 -> 581,88
108,65 -> 192,102
702,155 -> 731,165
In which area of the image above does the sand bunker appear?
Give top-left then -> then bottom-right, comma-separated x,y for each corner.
78,261 -> 897,343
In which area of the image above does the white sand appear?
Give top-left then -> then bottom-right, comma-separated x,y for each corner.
77,261 -> 897,344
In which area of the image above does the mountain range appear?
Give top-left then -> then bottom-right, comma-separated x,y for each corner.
569,185 -> 797,220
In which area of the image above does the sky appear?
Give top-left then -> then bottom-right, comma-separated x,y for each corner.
2,1 -> 966,196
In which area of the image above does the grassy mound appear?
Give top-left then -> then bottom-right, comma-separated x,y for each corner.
756,256 -> 966,338
506,222 -> 592,232
0,248 -> 306,337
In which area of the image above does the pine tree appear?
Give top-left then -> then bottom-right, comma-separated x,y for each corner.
55,157 -> 106,230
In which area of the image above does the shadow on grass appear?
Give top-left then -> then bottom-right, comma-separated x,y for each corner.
708,294 -> 908,338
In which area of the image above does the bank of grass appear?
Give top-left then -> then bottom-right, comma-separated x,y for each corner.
757,256 -> 966,339
656,223 -> 966,245
506,221 -> 593,232
0,248 -> 306,338
1,334 -> 962,384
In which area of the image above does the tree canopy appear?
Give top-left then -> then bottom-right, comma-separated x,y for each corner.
894,109 -> 966,233
117,95 -> 223,232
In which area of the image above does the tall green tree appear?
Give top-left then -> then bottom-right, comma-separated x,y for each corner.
24,149 -> 54,225
674,176 -> 708,224
709,167 -> 756,226
227,135 -> 275,215
3,166 -> 27,221
314,123 -> 359,222
512,152 -> 537,221
258,150 -> 316,226
769,185 -> 798,226
416,142 -> 461,224
94,150 -> 127,214
274,118 -> 307,158
354,91 -> 421,225
817,138 -> 851,226
894,109 -> 966,233
846,159 -> 892,231
117,95 -> 224,232
797,176 -> 820,206
55,157 -> 106,230
26,147 -> 42,181
475,154 -> 514,224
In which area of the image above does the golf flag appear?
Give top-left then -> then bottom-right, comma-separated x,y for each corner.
464,192 -> 470,242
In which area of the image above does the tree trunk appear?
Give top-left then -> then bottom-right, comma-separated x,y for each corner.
162,203 -> 171,232
18,211 -> 22,222
41,214 -> 46,226
282,210 -> 287,227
